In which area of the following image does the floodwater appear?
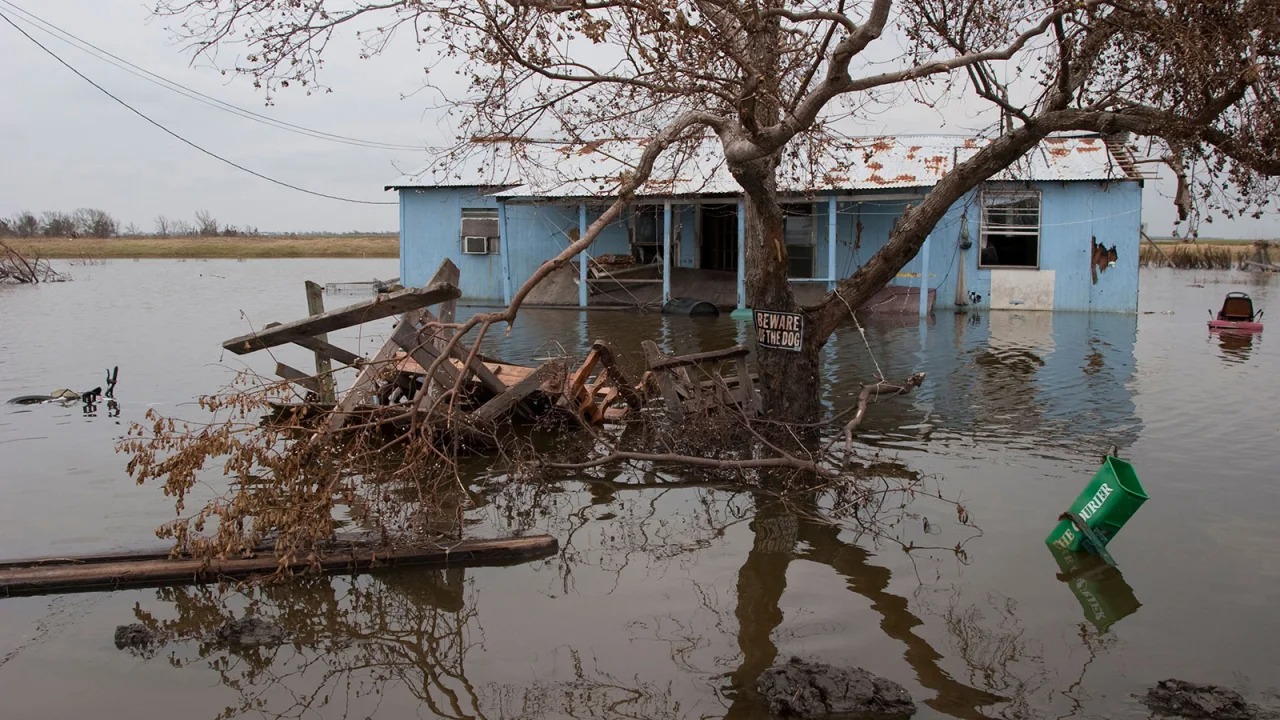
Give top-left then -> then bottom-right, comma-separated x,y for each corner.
1,259 -> 1278,719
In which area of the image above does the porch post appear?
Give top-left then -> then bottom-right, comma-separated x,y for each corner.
736,197 -> 746,309
578,202 -> 588,308
498,199 -> 512,305
662,200 -> 673,304
827,195 -> 838,292
919,231 -> 932,316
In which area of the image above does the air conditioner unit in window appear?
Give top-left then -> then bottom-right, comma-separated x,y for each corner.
462,236 -> 489,255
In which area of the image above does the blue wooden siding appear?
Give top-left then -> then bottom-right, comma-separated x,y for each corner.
402,190 -> 631,302
400,180 -> 1140,312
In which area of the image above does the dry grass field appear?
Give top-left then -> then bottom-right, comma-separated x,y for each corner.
10,234 -> 399,259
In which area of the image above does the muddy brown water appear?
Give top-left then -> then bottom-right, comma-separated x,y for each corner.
1,260 -> 1278,719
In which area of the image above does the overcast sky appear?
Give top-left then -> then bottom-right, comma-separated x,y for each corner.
2,0 -> 1276,237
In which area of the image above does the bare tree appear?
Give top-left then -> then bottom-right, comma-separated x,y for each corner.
154,215 -> 171,238
40,210 -> 77,237
194,209 -> 219,236
73,208 -> 119,238
11,211 -> 40,238
154,0 -> 1280,422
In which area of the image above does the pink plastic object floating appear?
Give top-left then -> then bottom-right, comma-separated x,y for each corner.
1208,318 -> 1264,332
1207,291 -> 1263,332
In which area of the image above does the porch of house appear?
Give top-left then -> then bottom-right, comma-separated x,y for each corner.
519,263 -> 934,313
496,194 -> 936,315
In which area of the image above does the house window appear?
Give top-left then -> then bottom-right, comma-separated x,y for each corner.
783,203 -> 815,278
460,208 -> 499,254
631,206 -> 664,264
979,191 -> 1040,268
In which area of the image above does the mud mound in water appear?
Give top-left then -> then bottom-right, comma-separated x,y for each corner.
1144,679 -> 1258,720
214,617 -> 286,649
113,623 -> 156,651
757,657 -> 915,718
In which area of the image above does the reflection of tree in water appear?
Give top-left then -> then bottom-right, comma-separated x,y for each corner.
130,570 -> 480,720
121,458 -> 1112,720
130,569 -> 689,720
719,499 -> 1003,720
1052,623 -> 1118,720
940,591 -> 1048,720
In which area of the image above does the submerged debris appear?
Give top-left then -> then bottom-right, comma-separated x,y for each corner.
1,241 -> 68,283
213,617 -> 287,649
1144,679 -> 1258,720
113,623 -> 157,651
757,657 -> 916,718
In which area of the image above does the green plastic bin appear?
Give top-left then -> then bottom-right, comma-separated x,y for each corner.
1046,542 -> 1142,632
1046,456 -> 1148,553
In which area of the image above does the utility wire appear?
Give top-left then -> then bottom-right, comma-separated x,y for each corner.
0,0 -> 424,152
1,10 -> 397,206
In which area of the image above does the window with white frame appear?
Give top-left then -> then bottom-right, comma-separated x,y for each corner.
460,208 -> 500,255
783,203 -> 816,278
979,190 -> 1040,268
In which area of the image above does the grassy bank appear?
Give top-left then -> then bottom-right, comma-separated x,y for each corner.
1140,239 -> 1275,269
9,234 -> 399,259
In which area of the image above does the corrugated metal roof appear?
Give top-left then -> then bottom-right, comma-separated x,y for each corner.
386,135 -> 1133,198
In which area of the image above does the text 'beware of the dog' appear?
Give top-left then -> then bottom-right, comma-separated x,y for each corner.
753,310 -> 804,352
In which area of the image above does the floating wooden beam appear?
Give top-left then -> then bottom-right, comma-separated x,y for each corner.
393,320 -> 459,395
473,360 -> 566,423
275,362 -> 321,393
0,535 -> 558,598
642,340 -> 685,420
326,307 -> 429,432
223,281 -> 461,355
647,345 -> 749,371
291,335 -> 363,367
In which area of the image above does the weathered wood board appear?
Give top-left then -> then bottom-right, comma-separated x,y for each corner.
0,535 -> 558,598
223,282 -> 461,354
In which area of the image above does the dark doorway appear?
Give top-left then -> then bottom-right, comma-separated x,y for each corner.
700,204 -> 738,272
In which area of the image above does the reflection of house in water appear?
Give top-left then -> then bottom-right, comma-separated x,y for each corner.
907,310 -> 1142,455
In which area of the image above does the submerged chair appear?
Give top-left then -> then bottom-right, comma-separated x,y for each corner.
1218,292 -> 1262,322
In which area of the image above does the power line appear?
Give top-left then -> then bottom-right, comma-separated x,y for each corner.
0,0 -> 425,152
1,11 -> 397,206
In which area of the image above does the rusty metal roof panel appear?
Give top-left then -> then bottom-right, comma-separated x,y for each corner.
387,135 -> 1132,197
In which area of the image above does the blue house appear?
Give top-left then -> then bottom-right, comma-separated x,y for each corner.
387,135 -> 1145,313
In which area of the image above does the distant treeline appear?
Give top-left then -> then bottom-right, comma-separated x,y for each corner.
0,209 -> 258,239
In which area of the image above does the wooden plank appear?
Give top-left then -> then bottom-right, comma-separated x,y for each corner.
305,280 -> 337,402
396,355 -> 531,385
735,355 -> 759,414
447,341 -> 506,397
432,259 -> 460,328
392,320 -> 458,395
291,334 -> 363,367
641,340 -> 684,420
0,535 -> 558,598
223,282 -> 461,355
326,307 -> 430,431
275,362 -> 321,393
647,345 -> 750,371
473,360 -> 566,424
591,340 -> 644,409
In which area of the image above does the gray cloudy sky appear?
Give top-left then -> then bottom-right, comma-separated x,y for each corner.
2,0 -> 1276,237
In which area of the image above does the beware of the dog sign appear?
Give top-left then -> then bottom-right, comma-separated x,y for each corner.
753,310 -> 804,352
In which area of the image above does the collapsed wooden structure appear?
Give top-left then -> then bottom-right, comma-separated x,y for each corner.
223,260 -> 764,430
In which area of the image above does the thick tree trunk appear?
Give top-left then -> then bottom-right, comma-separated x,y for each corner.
733,156 -> 824,424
